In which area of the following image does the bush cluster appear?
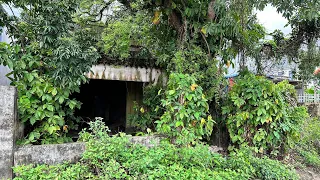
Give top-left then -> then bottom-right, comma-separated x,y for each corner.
222,73 -> 308,156
14,120 -> 298,180
155,73 -> 214,145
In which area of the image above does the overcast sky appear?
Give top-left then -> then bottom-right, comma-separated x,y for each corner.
256,4 -> 292,35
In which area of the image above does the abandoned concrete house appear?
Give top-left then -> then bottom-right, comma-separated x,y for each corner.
0,64 -> 166,179
75,64 -> 165,132
0,62 -> 165,132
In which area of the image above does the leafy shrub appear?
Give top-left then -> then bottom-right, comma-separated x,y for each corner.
226,148 -> 299,180
0,0 -> 99,144
299,150 -> 320,168
156,73 -> 214,145
222,73 -> 308,156
14,119 -> 299,180
0,44 -> 82,144
13,163 -> 94,180
295,117 -> 320,169
299,117 -> 320,151
250,156 -> 298,179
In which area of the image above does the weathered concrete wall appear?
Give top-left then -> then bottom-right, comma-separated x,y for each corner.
0,86 -> 17,179
130,135 -> 162,148
14,143 -> 86,166
10,135 -> 221,178
13,136 -> 162,166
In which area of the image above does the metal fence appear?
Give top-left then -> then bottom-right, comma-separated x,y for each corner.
297,94 -> 320,103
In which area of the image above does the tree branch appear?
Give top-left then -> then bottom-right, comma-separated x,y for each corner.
201,31 -> 211,57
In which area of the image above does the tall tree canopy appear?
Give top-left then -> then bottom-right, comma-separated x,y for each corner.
0,0 -> 318,143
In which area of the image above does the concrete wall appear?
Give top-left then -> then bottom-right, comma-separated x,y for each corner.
13,136 -> 162,167
13,135 -> 221,167
14,143 -> 86,166
0,86 -> 17,179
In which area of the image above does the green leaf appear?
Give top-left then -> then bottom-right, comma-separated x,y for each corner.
186,94 -> 192,101
194,112 -> 200,119
30,117 -> 36,125
47,105 -> 54,111
80,75 -> 87,82
58,96 -> 64,104
28,133 -> 35,141
26,74 -> 34,83
273,131 -> 280,139
36,111 -> 42,119
168,90 -> 175,95
29,61 -> 34,67
231,135 -> 238,142
69,101 -> 76,109
175,121 -> 183,127
52,88 -> 58,96
179,113 -> 184,119
47,126 -> 56,134
7,59 -> 13,69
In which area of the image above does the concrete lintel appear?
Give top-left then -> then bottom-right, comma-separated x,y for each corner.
86,64 -> 165,83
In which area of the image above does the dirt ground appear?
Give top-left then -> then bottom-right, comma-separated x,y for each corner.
296,167 -> 320,180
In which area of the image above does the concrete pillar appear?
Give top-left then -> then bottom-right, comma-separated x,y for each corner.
0,86 -> 17,179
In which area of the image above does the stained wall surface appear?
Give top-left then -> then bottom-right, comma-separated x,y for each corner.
0,86 -> 17,179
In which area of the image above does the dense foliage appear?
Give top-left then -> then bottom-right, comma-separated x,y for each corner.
156,73 -> 214,145
13,119 -> 298,180
0,0 -> 317,144
222,73 -> 308,156
129,84 -> 164,132
0,44 -> 82,144
0,0 -> 99,144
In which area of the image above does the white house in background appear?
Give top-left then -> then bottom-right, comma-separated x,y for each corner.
226,55 -> 298,80
0,26 -> 12,86
226,56 -> 307,102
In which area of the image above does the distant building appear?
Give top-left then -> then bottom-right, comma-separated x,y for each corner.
226,56 -> 303,97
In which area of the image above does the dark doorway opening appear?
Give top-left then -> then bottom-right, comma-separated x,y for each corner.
73,79 -> 127,133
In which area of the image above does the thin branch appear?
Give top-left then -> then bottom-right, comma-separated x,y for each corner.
201,31 -> 211,58
7,4 -> 17,19
89,5 -> 110,23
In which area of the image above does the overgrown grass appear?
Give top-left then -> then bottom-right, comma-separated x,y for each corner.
294,117 -> 320,170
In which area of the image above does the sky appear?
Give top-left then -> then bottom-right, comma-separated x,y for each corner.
256,4 -> 292,35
